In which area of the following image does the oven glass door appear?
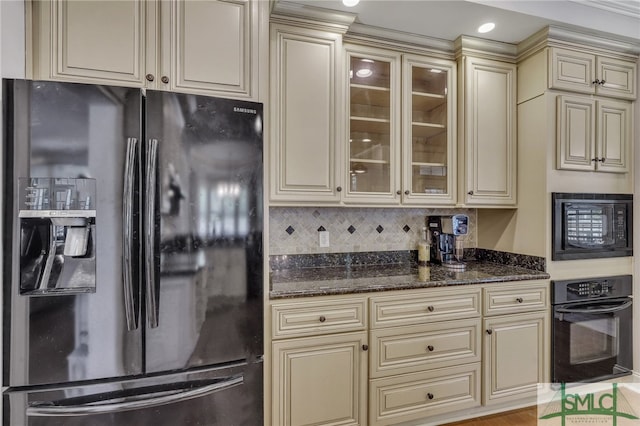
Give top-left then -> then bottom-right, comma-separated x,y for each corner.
552,297 -> 632,383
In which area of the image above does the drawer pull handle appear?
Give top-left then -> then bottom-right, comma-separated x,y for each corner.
427,345 -> 434,352
427,393 -> 434,400
486,329 -> 493,335
516,297 -> 524,303
427,305 -> 435,312
319,316 -> 326,323
362,344 -> 369,351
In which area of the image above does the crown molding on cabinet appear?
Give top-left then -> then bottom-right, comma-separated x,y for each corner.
344,23 -> 455,60
270,1 -> 356,33
454,35 -> 518,62
517,25 -> 640,62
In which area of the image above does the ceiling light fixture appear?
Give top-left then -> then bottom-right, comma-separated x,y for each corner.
430,69 -> 442,74
477,22 -> 495,33
356,68 -> 373,78
342,0 -> 360,7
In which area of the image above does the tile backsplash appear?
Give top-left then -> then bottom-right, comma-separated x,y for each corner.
269,207 -> 477,255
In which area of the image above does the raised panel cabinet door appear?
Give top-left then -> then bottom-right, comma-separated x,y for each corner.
556,95 -> 596,171
166,0 -> 257,97
483,312 -> 548,406
596,99 -> 631,173
270,26 -> 342,203
549,48 -> 596,94
272,332 -> 368,426
33,0 -> 147,85
596,56 -> 637,100
462,57 -> 516,206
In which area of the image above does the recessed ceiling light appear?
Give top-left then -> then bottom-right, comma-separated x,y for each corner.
356,69 -> 373,78
343,0 -> 359,6
478,22 -> 495,33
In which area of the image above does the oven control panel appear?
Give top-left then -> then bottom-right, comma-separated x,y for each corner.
568,281 -> 612,297
552,275 -> 632,304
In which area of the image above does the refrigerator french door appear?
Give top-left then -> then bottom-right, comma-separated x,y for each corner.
2,79 -> 264,425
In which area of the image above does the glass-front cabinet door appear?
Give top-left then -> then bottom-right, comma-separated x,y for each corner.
402,55 -> 456,205
345,45 -> 401,204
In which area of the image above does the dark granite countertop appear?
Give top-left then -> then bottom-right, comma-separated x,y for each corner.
269,261 -> 550,299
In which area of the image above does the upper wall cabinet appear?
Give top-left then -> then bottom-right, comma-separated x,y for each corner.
270,23 -> 345,204
550,47 -> 636,100
458,55 -> 517,207
344,44 -> 457,206
29,0 -> 261,99
556,95 -> 631,173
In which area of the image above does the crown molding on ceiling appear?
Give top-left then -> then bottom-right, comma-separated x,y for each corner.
569,0 -> 640,18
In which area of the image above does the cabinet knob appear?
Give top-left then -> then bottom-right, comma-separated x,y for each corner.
396,190 -> 401,195
319,316 -> 326,323
427,305 -> 435,312
591,158 -> 599,162
404,190 -> 410,195
601,157 -> 606,163
161,76 -> 169,84
427,345 -> 434,352
427,393 -> 434,400
362,344 -> 369,351
468,190 -> 474,195
592,79 -> 601,85
516,297 -> 524,303
486,329 -> 493,335
336,186 -> 342,192
600,80 -> 606,85
146,74 -> 155,82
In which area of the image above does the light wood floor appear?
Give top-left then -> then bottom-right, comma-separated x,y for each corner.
443,406 -> 538,426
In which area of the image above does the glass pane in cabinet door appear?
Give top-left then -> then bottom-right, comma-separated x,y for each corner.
410,66 -> 448,195
349,56 -> 391,194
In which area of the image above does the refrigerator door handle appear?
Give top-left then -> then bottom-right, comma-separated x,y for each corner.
145,138 -> 160,328
25,375 -> 244,417
123,137 -> 139,331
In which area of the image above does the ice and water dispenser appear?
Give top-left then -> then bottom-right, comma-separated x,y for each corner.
19,178 -> 96,295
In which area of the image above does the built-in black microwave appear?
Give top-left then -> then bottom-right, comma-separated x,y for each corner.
552,193 -> 633,261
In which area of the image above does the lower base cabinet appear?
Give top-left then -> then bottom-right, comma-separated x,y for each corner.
369,363 -> 481,426
271,331 -> 368,426
270,281 -> 549,425
483,311 -> 548,405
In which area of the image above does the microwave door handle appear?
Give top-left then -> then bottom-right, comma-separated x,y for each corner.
26,375 -> 243,417
556,300 -> 632,314
145,139 -> 159,328
122,138 -> 139,331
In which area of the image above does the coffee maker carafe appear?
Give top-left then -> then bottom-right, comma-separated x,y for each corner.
427,214 -> 468,268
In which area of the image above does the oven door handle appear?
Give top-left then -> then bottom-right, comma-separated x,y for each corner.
556,300 -> 632,314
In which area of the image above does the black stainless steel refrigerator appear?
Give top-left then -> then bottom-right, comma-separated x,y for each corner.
2,79 -> 264,425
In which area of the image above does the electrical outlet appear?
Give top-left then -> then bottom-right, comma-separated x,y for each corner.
319,230 -> 330,247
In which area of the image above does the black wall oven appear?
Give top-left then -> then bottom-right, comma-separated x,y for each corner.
551,275 -> 633,383
552,193 -> 632,260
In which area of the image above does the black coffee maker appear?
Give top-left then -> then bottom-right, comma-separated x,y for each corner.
427,215 -> 468,268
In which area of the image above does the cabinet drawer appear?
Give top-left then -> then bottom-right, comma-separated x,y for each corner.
369,363 -> 481,426
483,281 -> 548,316
370,288 -> 481,328
271,297 -> 367,339
370,318 -> 481,378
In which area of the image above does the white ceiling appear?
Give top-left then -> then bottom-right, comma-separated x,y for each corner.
280,0 -> 640,44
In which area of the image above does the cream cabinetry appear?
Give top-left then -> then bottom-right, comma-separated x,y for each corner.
270,23 -> 345,203
368,287 -> 481,425
482,281 -> 549,406
29,0 -> 261,99
271,296 -> 368,426
458,55 -> 517,207
550,47 -> 636,100
344,44 -> 457,206
557,95 -> 631,173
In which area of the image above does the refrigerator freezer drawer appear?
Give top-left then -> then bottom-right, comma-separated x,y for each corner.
3,362 -> 263,426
